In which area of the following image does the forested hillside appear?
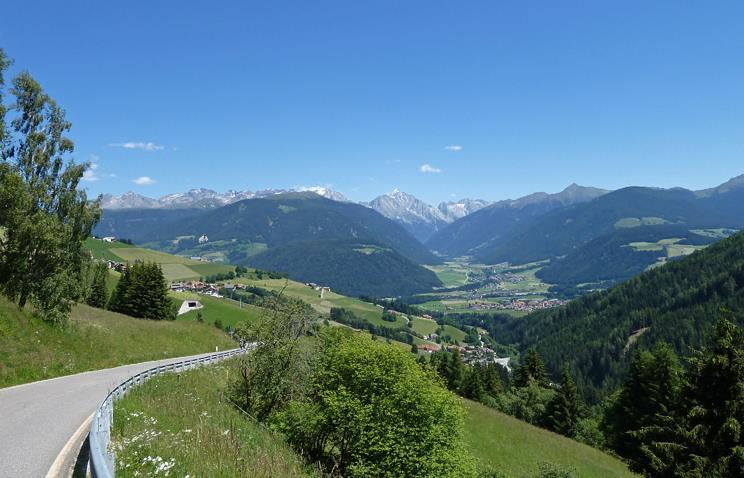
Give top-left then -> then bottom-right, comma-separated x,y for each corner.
501,231 -> 744,402
427,184 -> 606,257
536,224 -> 723,287
247,240 -> 442,297
478,186 -> 736,265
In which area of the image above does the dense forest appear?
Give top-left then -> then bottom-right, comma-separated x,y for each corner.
498,231 -> 744,402
247,240 -> 442,297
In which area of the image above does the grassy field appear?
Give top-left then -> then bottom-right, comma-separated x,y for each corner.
0,298 -> 235,388
426,261 -> 471,287
410,316 -> 438,335
171,292 -> 265,328
85,238 -> 134,261
244,278 -> 404,327
111,362 -> 315,477
464,400 -> 636,478
85,239 -> 235,281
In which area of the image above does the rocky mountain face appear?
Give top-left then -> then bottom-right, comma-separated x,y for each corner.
100,187 -> 349,209
437,199 -> 492,221
366,190 -> 492,242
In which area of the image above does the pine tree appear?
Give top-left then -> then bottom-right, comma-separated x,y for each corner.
547,366 -> 585,437
86,262 -> 108,309
514,349 -> 550,387
108,264 -> 132,315
608,342 -> 683,471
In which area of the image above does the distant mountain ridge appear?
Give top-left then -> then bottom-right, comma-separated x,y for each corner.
101,187 -> 348,210
427,184 -> 609,257
365,190 -> 491,242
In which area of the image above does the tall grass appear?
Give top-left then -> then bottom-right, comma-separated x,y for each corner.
111,361 -> 315,477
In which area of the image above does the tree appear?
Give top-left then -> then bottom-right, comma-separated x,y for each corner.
514,349 -> 550,387
0,49 -> 100,322
108,262 -> 172,320
86,262 -> 109,309
635,317 -> 744,478
547,366 -> 585,437
606,342 -> 683,471
229,294 -> 316,421
271,328 -> 477,477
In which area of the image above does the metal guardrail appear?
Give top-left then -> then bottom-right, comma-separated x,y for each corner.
88,348 -> 245,478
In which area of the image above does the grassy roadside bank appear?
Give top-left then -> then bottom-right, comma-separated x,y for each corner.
0,298 -> 235,388
111,361 -> 315,477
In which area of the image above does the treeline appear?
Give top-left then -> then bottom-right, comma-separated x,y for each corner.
500,231 -> 744,402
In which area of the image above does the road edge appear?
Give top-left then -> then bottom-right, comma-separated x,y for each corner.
46,414 -> 93,478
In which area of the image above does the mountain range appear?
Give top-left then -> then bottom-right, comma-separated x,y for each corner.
100,187 -> 489,242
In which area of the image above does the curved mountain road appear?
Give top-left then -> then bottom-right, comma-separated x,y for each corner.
0,350 -> 234,477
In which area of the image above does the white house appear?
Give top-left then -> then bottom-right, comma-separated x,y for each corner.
198,234 -> 209,244
178,299 -> 203,316
102,236 -> 116,243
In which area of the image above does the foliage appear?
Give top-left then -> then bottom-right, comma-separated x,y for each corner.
86,261 -> 109,308
108,262 -> 174,320
0,49 -> 100,322
546,367 -> 586,438
514,349 -> 550,387
627,318 -> 744,478
271,328 -> 476,477
230,297 -> 316,421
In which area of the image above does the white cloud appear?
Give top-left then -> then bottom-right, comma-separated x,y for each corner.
132,176 -> 156,185
444,145 -> 463,152
420,164 -> 442,174
109,141 -> 165,151
82,162 -> 99,182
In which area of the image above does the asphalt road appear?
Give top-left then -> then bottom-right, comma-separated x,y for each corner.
0,350 -> 235,478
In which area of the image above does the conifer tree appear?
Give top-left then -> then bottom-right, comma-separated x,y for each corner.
514,348 -> 550,387
86,262 -> 109,309
547,366 -> 585,437
637,317 -> 744,478
608,342 -> 683,471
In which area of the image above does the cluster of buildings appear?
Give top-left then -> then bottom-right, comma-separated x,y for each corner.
169,280 -> 223,298
467,298 -> 565,312
416,342 -> 512,371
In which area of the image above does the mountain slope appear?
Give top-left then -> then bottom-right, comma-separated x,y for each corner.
427,184 -> 608,257
501,231 -> 744,401
94,192 -> 439,264
536,224 -> 726,287
247,240 -> 443,297
477,186 -> 738,265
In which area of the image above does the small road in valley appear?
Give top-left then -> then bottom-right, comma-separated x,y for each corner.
0,351 -> 233,478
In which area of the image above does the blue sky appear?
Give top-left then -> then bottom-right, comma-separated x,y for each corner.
2,1 -> 744,204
